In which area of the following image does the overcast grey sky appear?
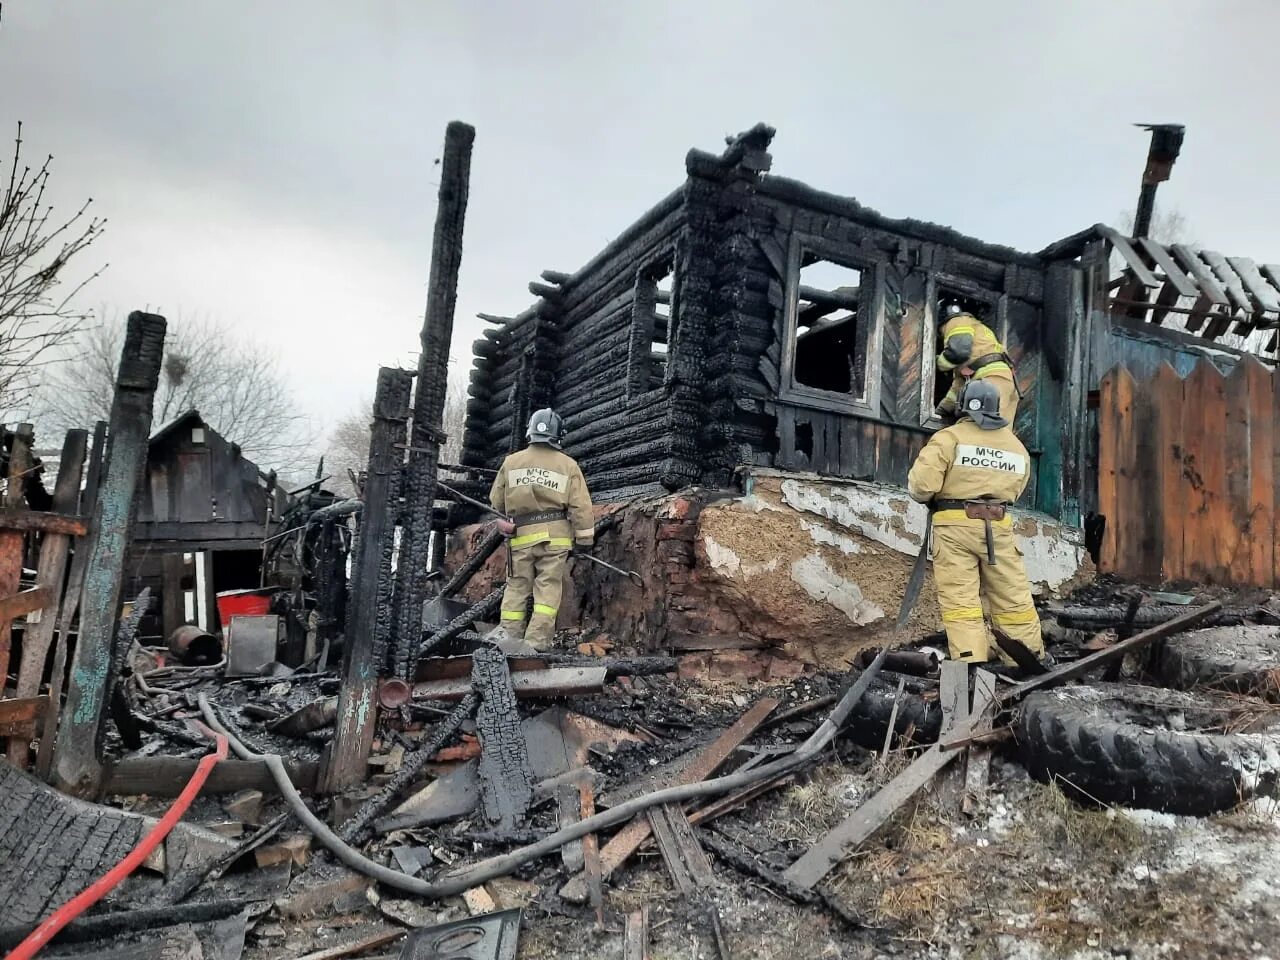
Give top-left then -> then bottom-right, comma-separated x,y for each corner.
3,1 -> 1277,437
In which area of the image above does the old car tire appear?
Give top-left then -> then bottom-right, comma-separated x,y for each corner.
842,671 -> 942,749
1017,682 -> 1280,815
1155,625 -> 1280,701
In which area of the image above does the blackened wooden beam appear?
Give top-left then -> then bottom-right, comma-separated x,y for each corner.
392,121 -> 475,683
322,367 -> 413,794
53,311 -> 166,797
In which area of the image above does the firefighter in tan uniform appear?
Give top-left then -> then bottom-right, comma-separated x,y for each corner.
908,380 -> 1044,665
933,305 -> 1019,424
490,409 -> 594,651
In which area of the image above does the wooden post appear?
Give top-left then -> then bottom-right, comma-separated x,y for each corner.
36,421 -> 107,781
8,431 -> 88,765
0,422 -> 34,687
391,121 -> 475,680
321,367 -> 413,793
161,552 -> 186,641
53,311 -> 166,797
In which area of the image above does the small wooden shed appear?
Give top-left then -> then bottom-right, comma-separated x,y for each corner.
127,410 -> 279,642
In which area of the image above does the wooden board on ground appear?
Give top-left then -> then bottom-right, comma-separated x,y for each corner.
648,803 -> 714,894
105,757 -> 319,797
412,666 -> 607,702
1000,602 -> 1222,701
962,669 -> 998,818
933,660 -> 969,809
623,907 -> 649,960
560,697 -> 781,903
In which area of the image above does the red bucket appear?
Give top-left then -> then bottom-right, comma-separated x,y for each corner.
215,589 -> 273,623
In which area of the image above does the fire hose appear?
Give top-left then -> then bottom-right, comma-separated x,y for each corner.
4,729 -> 228,960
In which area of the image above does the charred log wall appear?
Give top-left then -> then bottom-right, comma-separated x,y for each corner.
460,192 -> 689,502
680,134 -> 1056,512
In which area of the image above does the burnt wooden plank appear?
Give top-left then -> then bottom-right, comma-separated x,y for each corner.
648,803 -> 714,894
961,669 -> 998,818
1002,603 -> 1222,701
1152,364 -> 1187,583
1099,227 -> 1160,288
1227,257 -> 1280,317
0,509 -> 88,537
0,586 -> 51,623
54,312 -> 166,798
560,697 -> 780,903
0,696 -> 48,738
1171,245 -> 1230,333
472,645 -> 534,830
105,757 -> 319,796
623,907 -> 650,960
1170,246 -> 1231,306
934,659 -> 969,809
411,666 -> 607,702
1200,249 -> 1255,328
1138,238 -> 1198,299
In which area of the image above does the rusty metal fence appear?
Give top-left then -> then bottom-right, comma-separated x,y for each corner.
1098,356 -> 1278,587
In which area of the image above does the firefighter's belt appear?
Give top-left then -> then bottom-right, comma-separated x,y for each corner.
969,352 -> 1013,373
933,499 -> 1008,565
512,509 -> 568,527
932,499 -> 1008,521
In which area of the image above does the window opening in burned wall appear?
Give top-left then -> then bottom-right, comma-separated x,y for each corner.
780,238 -> 882,417
921,279 -> 1005,427
628,251 -> 679,397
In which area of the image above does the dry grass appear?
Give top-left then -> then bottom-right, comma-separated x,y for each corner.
1016,777 -> 1145,855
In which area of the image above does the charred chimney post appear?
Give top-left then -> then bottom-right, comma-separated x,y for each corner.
1132,123 -> 1185,239
391,121 -> 475,681
53,311 -> 166,797
322,366 -> 413,793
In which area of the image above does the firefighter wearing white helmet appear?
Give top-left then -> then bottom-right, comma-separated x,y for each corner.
934,303 -> 1019,424
489,408 -> 595,651
908,379 -> 1044,666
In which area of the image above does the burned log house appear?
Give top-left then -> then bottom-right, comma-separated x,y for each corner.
460,124 -> 1280,537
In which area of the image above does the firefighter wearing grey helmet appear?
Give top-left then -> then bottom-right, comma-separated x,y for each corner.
933,306 -> 1019,424
907,377 -> 1044,668
526,408 -> 564,447
490,407 -> 594,651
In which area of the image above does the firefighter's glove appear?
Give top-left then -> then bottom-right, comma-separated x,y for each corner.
495,518 -> 516,537
573,540 -> 594,556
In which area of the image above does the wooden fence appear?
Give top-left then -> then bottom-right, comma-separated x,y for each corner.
1098,356 -> 1279,587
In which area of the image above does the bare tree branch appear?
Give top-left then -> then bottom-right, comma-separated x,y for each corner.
0,122 -> 106,415
40,308 -> 318,475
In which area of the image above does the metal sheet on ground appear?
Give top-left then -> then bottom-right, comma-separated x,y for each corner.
398,908 -> 521,960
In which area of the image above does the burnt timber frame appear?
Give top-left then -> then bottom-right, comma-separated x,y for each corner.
459,124 -> 1278,530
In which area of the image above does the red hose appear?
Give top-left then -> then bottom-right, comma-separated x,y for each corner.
5,732 -> 229,960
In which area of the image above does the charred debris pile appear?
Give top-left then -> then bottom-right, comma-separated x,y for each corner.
4,120 -> 1280,958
